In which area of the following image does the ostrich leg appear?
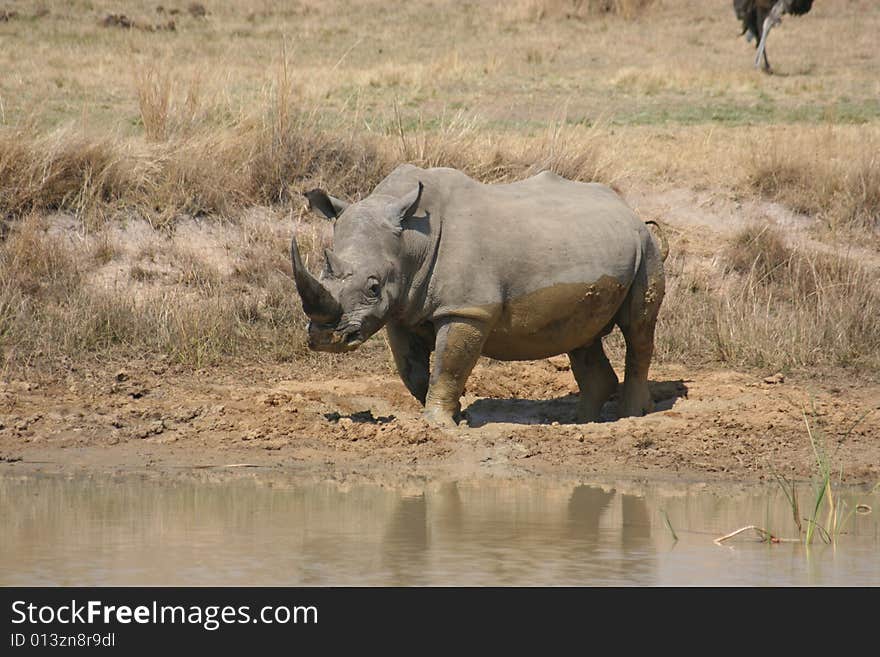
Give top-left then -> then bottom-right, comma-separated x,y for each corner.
755,0 -> 787,72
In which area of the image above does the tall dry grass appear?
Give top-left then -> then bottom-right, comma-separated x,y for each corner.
654,225 -> 880,371
0,89 -> 617,229
0,214 -> 310,370
0,120 -> 387,228
7,109 -> 878,235
745,130 -> 880,232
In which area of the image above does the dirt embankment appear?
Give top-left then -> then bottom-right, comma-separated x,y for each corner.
1,353 -> 878,483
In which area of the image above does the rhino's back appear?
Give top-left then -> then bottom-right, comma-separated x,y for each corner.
378,166 -> 645,358
402,169 -> 646,359
430,170 -> 643,304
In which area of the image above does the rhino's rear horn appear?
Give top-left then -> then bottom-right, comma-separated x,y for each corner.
290,234 -> 342,323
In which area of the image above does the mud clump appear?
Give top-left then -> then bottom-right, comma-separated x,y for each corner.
324,410 -> 396,425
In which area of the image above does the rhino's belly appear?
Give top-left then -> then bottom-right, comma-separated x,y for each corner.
481,277 -> 628,361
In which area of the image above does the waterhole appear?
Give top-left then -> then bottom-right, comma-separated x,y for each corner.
1,472 -> 876,586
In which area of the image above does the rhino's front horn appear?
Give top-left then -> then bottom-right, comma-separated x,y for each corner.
290,233 -> 342,324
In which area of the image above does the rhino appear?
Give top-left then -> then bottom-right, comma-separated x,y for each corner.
291,164 -> 666,427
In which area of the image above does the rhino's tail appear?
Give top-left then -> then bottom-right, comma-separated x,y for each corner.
644,220 -> 669,262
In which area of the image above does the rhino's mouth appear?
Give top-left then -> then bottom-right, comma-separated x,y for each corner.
340,329 -> 364,349
307,323 -> 364,352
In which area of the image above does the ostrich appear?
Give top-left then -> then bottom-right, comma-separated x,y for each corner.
734,0 -> 814,72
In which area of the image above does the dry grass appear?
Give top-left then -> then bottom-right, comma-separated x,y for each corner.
0,117 -> 389,227
725,224 -> 792,283
0,214 -> 310,370
0,105 -> 620,227
1,1 -> 878,376
653,226 -> 880,371
745,130 -> 880,232
4,110 -> 878,236
504,0 -> 656,21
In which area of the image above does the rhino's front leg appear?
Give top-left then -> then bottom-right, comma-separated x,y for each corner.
423,317 -> 488,427
386,321 -> 432,405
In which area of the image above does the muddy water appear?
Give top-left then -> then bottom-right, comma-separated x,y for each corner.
1,473 -> 877,586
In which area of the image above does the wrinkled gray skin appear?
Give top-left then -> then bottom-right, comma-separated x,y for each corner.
292,164 -> 666,427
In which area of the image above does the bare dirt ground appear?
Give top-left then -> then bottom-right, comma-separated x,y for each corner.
2,338 -> 878,484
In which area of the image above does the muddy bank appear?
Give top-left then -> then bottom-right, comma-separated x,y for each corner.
1,352 -> 878,484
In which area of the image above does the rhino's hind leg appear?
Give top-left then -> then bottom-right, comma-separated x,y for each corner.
423,317 -> 487,427
569,340 -> 618,423
619,326 -> 655,418
386,322 -> 433,405
617,235 -> 665,419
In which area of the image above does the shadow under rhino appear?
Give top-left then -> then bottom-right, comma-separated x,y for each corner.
463,379 -> 688,427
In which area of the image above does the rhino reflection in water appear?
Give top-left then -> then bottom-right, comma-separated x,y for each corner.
292,164 -> 667,426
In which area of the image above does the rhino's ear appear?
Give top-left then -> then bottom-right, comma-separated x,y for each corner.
387,181 -> 424,233
304,189 -> 350,221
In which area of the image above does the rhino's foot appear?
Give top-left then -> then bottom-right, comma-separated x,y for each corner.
620,382 -> 654,418
575,372 -> 618,423
422,406 -> 459,428
570,342 -> 618,424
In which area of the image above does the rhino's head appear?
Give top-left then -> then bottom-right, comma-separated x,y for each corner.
291,182 -> 423,353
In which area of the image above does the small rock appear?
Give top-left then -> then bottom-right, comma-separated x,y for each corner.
763,372 -> 785,385
263,393 -> 292,407
115,370 -> 128,382
242,428 -> 264,441
173,407 -> 201,423
131,420 -> 165,440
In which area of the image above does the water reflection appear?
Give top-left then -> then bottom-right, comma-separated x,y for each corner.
383,494 -> 428,585
0,473 -> 877,586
